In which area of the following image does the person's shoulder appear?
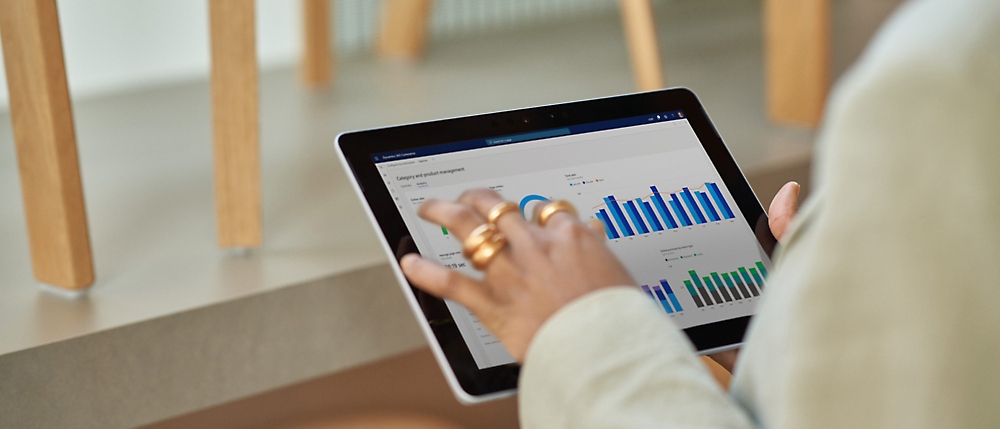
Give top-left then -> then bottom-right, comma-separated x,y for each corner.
819,0 -> 1000,139
851,0 -> 1000,88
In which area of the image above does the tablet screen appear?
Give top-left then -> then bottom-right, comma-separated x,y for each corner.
372,111 -> 771,369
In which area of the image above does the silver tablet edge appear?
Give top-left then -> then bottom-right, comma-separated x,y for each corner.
335,134 -> 517,405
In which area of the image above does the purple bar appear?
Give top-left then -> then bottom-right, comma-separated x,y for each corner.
641,285 -> 655,299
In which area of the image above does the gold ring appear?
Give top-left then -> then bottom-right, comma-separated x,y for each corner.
537,200 -> 578,227
486,201 -> 520,224
462,223 -> 498,258
471,233 -> 507,270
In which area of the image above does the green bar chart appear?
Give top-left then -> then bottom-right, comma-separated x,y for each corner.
684,262 -> 768,307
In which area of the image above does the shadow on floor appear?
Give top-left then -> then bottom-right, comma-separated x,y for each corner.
141,347 -> 519,429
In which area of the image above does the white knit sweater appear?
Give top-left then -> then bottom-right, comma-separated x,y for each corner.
519,0 -> 1000,427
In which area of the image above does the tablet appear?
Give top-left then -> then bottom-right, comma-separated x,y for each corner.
337,88 -> 777,403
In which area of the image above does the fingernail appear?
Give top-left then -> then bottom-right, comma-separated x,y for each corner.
400,253 -> 419,270
789,182 -> 801,197
779,182 -> 799,196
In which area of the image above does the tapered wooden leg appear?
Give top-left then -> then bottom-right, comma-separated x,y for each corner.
209,0 -> 262,248
619,0 -> 665,92
376,0 -> 433,61
0,0 -> 94,290
764,0 -> 830,127
301,0 -> 333,88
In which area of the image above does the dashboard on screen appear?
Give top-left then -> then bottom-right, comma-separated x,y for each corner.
373,111 -> 771,369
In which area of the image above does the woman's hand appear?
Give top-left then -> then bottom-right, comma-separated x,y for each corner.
707,181 -> 801,372
400,188 -> 635,362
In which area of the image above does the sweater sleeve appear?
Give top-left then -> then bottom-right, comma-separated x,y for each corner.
521,2 -> 1000,427
518,287 -> 755,429
729,1 -> 1000,427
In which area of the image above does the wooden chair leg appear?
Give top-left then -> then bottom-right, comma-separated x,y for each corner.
619,0 -> 665,92
764,0 -> 830,127
209,0 -> 262,248
301,0 -> 334,88
0,0 -> 94,290
376,0 -> 433,61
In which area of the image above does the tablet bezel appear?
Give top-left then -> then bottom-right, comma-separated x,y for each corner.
337,88 -> 777,402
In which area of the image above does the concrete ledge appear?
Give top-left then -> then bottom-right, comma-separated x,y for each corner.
0,264 -> 425,429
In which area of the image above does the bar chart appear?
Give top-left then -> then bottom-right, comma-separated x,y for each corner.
683,262 -> 768,308
595,182 -> 735,239
641,280 -> 685,314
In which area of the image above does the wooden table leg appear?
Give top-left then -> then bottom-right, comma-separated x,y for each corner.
619,0 -> 665,92
764,0 -> 830,127
209,0 -> 262,248
376,0 -> 433,61
301,0 -> 333,88
0,0 -> 94,290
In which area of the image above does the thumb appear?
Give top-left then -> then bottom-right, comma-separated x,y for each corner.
768,182 -> 800,243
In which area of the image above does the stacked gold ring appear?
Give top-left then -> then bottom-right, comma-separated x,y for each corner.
470,233 -> 506,270
462,201 -> 520,270
462,223 -> 498,258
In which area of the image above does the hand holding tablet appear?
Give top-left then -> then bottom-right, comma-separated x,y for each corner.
337,88 -> 777,402
400,191 -> 635,362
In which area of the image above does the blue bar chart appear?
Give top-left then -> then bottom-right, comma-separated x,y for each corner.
641,281 -> 684,314
597,209 -> 619,239
683,262 -> 767,308
660,280 -> 684,312
595,182 -> 736,239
